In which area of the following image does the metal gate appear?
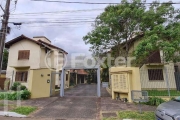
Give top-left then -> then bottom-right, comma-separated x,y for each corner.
174,72 -> 180,91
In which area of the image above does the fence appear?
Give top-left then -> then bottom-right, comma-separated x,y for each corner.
140,65 -> 179,98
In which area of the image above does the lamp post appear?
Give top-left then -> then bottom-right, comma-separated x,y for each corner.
119,18 -> 128,67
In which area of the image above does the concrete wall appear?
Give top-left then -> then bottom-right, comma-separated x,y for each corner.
110,67 -> 141,102
140,63 -> 176,90
7,39 -> 41,69
28,69 -> 52,98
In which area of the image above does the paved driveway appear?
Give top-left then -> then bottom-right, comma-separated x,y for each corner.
33,84 -> 108,120
0,84 -> 156,120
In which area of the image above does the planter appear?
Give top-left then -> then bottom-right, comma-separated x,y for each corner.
102,82 -> 109,88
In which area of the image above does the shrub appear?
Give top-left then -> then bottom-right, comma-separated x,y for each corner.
21,90 -> 31,100
11,82 -> 27,91
0,90 -> 31,100
20,85 -> 27,91
144,97 -> 166,106
11,82 -> 21,91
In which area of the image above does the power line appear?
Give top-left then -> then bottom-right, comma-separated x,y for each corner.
10,8 -> 104,15
31,0 -> 120,4
9,20 -> 95,24
31,0 -> 180,4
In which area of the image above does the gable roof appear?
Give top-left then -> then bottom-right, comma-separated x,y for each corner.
5,35 -> 68,54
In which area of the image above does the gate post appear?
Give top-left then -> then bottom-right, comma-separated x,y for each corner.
97,67 -> 101,97
60,69 -> 65,97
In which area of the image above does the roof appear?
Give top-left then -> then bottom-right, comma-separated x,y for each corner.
5,35 -> 68,54
33,36 -> 51,43
70,69 -> 88,75
109,33 -> 144,53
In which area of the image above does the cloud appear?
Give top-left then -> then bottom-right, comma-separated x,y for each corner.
4,0 -> 179,55
4,0 -> 120,55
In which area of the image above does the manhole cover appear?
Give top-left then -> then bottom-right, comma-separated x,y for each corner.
102,112 -> 117,118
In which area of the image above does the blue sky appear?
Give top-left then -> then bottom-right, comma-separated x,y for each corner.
1,0 -> 179,55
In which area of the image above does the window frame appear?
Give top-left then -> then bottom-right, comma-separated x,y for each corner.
148,69 -> 164,81
15,71 -> 28,82
18,50 -> 30,60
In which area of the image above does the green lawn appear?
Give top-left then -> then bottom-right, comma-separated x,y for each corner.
103,111 -> 155,120
147,90 -> 180,96
11,106 -> 37,115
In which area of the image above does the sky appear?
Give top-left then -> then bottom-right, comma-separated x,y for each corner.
1,0 -> 119,55
1,0 -> 179,56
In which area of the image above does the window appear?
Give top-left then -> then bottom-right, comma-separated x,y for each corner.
148,69 -> 164,80
174,66 -> 179,72
15,71 -> 28,82
18,50 -> 30,60
66,74 -> 68,81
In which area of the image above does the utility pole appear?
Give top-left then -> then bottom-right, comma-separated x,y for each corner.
0,0 -> 11,76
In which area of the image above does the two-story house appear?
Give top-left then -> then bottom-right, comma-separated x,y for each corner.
5,35 -> 69,98
121,35 -> 177,91
108,33 -> 177,92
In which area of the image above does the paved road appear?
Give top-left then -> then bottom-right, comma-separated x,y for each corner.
0,84 -> 156,120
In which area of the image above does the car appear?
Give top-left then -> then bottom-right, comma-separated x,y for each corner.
155,96 -> 180,120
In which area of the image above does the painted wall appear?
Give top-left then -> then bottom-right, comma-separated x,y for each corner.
28,69 -> 51,98
7,39 -> 41,69
42,50 -> 64,70
110,67 -> 141,102
140,63 -> 176,90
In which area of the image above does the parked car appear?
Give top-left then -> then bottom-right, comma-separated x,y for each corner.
155,96 -> 180,120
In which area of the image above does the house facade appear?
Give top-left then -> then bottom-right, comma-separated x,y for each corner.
5,35 -> 69,98
126,37 -> 177,90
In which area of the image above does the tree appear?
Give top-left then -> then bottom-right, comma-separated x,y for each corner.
2,49 -> 8,70
83,0 -> 146,61
134,3 -> 180,65
83,0 -> 180,66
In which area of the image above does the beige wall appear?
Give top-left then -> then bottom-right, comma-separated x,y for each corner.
140,63 -> 176,90
43,50 -> 64,70
28,69 -> 51,98
128,39 -> 142,55
110,67 -> 141,102
7,39 -> 41,69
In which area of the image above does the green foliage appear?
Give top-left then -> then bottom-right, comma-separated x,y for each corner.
83,0 -> 180,65
11,106 -> 37,115
101,67 -> 109,82
11,82 -> 21,91
83,0 -> 146,55
0,90 -> 31,100
2,49 -> 8,70
20,85 -> 27,91
144,97 -> 166,106
11,82 -> 27,91
147,90 -> 180,96
117,111 -> 155,120
20,90 -> 31,100
85,69 -> 97,83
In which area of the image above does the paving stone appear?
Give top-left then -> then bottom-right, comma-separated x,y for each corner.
102,112 -> 117,118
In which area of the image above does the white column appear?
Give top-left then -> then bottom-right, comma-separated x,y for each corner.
60,69 -> 64,97
97,67 -> 101,97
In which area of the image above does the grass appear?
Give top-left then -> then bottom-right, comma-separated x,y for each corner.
11,106 -> 37,115
147,90 -> 180,96
103,111 -> 155,120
